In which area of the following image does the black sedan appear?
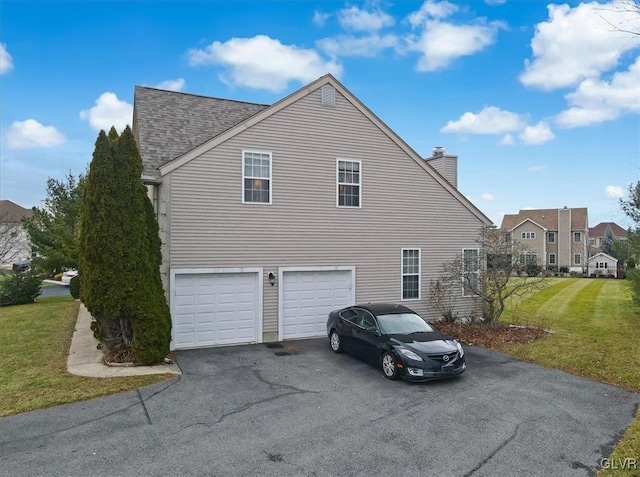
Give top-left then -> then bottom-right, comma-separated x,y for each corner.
327,303 -> 466,381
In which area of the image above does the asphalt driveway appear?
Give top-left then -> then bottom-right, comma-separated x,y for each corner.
1,339 -> 638,477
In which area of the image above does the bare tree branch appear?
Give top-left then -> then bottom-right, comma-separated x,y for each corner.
440,227 -> 548,324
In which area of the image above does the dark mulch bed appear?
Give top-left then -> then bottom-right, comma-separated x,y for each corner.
437,322 -> 551,348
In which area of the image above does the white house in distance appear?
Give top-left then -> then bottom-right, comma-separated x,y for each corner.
0,200 -> 33,267
132,74 -> 493,350
587,252 -> 618,278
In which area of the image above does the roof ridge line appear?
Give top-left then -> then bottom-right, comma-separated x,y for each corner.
134,85 -> 270,107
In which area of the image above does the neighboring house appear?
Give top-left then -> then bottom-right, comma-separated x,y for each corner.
132,74 -> 493,350
587,252 -> 618,278
588,222 -> 627,255
0,200 -> 33,267
500,207 -> 589,273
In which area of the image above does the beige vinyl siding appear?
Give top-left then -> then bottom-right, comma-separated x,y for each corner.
512,222 -> 545,264
167,88 -> 486,336
558,209 -> 571,269
425,155 -> 457,188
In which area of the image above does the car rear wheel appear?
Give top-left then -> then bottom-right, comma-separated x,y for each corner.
329,330 -> 343,353
381,352 -> 399,380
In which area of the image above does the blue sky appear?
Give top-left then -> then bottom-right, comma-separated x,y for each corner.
1,0 -> 638,227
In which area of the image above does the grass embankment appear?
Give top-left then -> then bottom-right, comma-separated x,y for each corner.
0,296 -> 171,417
498,278 -> 639,477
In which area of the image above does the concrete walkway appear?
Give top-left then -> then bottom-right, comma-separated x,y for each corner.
67,304 -> 181,377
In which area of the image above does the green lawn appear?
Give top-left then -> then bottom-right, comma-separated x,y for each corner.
498,278 -> 640,477
0,296 -> 171,417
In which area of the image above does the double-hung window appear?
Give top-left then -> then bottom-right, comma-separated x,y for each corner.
573,232 -> 582,242
549,253 -> 556,265
337,160 -> 361,207
401,249 -> 420,300
521,232 -> 535,239
574,253 -> 581,265
243,151 -> 271,204
547,232 -> 555,243
463,248 -> 479,297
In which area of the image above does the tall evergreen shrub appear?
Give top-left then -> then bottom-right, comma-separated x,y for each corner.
79,127 -> 170,364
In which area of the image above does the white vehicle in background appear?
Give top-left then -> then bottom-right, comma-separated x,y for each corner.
61,269 -> 79,286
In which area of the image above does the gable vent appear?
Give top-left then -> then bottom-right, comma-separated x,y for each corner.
321,85 -> 336,107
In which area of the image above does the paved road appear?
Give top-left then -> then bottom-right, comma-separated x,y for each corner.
1,340 -> 638,477
40,283 -> 71,298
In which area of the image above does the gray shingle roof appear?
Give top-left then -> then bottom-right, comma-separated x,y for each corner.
133,86 -> 269,177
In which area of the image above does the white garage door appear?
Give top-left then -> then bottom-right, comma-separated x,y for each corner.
282,270 -> 353,339
173,272 -> 259,349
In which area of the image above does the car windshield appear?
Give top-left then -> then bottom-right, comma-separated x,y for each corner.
377,313 -> 434,335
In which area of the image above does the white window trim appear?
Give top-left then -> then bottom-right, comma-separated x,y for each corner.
547,232 -> 555,243
573,232 -> 582,243
242,149 -> 272,205
549,253 -> 556,265
462,248 -> 480,297
519,251 -> 538,265
401,248 -> 421,301
521,232 -> 536,239
574,253 -> 581,265
336,158 -> 362,208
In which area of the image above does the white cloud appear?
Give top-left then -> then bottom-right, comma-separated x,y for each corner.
556,55 -> 640,128
187,35 -> 342,93
528,165 -> 546,172
520,1 -> 640,90
498,134 -> 515,145
407,19 -> 503,71
338,5 -> 394,32
317,33 -> 398,57
481,193 -> 494,200
605,185 -> 626,198
313,10 -> 331,26
442,106 -> 526,134
0,43 -> 14,74
407,0 -> 458,26
519,121 -> 555,145
80,92 -> 133,132
7,119 -> 66,149
155,78 -> 185,91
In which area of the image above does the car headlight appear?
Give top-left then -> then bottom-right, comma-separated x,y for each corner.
456,340 -> 464,357
398,348 -> 423,361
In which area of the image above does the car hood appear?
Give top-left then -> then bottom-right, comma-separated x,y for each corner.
388,332 -> 458,354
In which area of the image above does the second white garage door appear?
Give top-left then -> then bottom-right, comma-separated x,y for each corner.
172,271 -> 260,350
281,269 -> 354,340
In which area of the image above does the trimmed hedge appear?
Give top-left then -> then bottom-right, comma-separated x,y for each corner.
69,275 -> 80,299
0,272 -> 42,306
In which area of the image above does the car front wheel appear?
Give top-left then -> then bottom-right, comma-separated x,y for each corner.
329,330 -> 343,353
381,352 -> 399,380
